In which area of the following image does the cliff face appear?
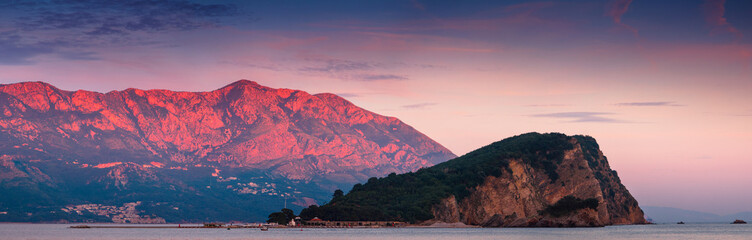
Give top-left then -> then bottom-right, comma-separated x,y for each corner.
0,80 -> 455,222
304,133 -> 644,227
431,137 -> 645,227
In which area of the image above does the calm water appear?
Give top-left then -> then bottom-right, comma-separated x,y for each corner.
1,223 -> 750,240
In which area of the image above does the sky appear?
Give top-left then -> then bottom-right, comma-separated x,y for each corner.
1,0 -> 751,215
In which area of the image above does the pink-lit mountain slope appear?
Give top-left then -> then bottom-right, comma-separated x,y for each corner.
0,80 -> 455,222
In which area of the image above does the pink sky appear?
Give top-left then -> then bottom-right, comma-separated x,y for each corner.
1,0 -> 751,215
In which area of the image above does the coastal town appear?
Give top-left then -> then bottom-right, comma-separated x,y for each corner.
71,217 -> 408,229
61,202 -> 165,224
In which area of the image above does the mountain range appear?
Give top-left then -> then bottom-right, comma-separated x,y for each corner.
0,80 -> 455,222
641,206 -> 752,223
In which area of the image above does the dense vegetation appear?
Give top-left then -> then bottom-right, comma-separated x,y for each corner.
0,163 -> 323,223
267,208 -> 296,225
299,132 -> 585,223
541,196 -> 599,217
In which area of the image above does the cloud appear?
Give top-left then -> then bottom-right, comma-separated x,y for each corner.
24,11 -> 98,30
524,104 -> 572,107
267,36 -> 328,50
615,101 -> 684,107
0,31 -> 103,64
309,2 -> 566,44
299,59 -> 373,73
357,74 -> 408,81
335,93 -> 359,98
17,1 -> 239,34
733,111 -> 752,117
410,0 -> 426,11
531,112 -> 624,123
56,51 -> 100,61
298,57 -> 409,81
300,54 -> 443,72
605,0 -> 638,37
0,0 -> 243,65
702,0 -> 742,40
0,33 -> 53,65
402,102 -> 437,109
19,0 -> 238,35
220,61 -> 284,72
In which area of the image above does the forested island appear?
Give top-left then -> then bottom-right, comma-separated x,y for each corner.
270,133 -> 646,227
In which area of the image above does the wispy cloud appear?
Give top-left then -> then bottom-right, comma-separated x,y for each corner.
524,104 -> 572,108
335,93 -> 359,98
357,74 -> 408,81
531,112 -> 625,123
297,57 -> 411,81
605,0 -> 638,37
615,101 -> 684,107
313,1 -> 559,33
733,110 -> 752,117
0,0 -> 243,65
56,51 -> 100,61
299,58 -> 373,73
702,0 -> 742,40
0,33 -> 53,65
410,0 -> 426,11
402,102 -> 437,109
17,1 -> 239,34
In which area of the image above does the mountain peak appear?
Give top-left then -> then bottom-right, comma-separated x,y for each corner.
215,80 -> 273,94
224,79 -> 261,88
0,81 -> 61,92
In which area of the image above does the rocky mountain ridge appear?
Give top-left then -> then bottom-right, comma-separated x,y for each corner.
0,80 -> 455,222
0,80 -> 454,180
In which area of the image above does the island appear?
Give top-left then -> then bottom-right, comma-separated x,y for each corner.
291,133 -> 647,227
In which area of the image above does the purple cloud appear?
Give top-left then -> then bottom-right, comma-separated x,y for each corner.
531,112 -> 624,123
702,0 -> 742,40
524,104 -> 572,107
615,101 -> 684,107
336,93 -> 359,98
299,59 -> 373,72
402,102 -> 437,109
358,74 -> 408,81
0,0 -> 244,65
605,0 -> 638,37
0,33 -> 53,65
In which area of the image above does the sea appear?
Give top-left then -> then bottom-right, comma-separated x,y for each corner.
1,223 -> 750,240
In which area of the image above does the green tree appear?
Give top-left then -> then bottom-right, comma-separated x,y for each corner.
267,208 -> 297,225
267,211 -> 289,225
299,205 -> 320,220
281,208 -> 295,222
332,189 -> 344,200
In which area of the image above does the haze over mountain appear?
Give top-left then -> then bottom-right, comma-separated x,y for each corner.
0,80 -> 455,222
642,206 -> 752,223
